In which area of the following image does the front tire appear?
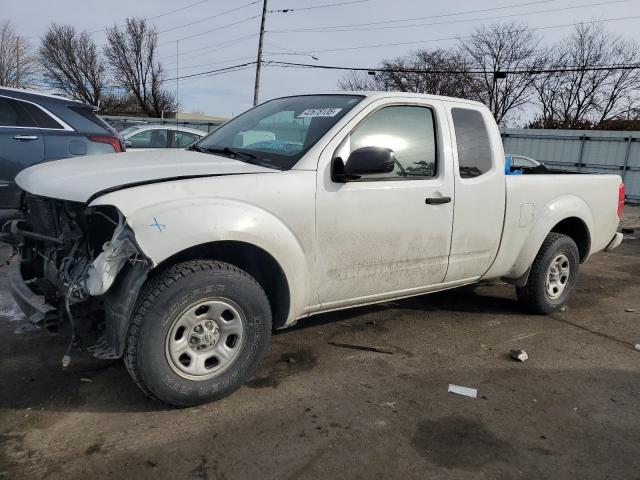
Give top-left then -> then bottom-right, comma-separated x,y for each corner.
516,233 -> 580,314
124,260 -> 271,407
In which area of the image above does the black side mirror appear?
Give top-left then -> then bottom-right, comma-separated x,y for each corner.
332,146 -> 396,182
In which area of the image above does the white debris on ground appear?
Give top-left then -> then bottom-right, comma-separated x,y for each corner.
448,384 -> 478,398
510,349 -> 529,362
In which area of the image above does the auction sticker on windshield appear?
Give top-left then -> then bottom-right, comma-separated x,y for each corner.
297,108 -> 343,118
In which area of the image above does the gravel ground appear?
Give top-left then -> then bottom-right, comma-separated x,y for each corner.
0,233 -> 639,480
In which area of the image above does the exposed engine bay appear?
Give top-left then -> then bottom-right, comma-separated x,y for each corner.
3,193 -> 149,366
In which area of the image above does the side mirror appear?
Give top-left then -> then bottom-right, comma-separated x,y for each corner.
332,146 -> 396,182
124,140 -> 133,148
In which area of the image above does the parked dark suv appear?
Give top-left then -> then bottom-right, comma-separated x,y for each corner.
0,87 -> 124,215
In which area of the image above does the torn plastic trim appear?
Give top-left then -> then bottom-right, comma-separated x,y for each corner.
85,212 -> 149,296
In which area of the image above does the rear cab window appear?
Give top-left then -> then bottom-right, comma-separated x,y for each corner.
451,107 -> 493,178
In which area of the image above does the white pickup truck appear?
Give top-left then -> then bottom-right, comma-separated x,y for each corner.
5,92 -> 624,406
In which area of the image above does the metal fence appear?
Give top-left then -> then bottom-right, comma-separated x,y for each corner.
502,128 -> 640,203
99,115 -> 227,133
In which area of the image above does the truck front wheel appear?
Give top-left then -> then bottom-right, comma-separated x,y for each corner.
516,233 -> 580,314
124,260 -> 272,406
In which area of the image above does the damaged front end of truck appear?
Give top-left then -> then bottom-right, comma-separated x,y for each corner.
3,193 -> 151,366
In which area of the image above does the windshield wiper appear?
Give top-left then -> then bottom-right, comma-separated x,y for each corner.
192,145 -> 280,169
187,144 -> 204,152
203,147 -> 257,161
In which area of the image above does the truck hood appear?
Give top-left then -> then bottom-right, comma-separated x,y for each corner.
15,149 -> 276,203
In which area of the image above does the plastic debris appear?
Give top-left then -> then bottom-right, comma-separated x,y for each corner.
510,349 -> 529,362
328,341 -> 394,354
634,344 -> 640,351
448,384 -> 477,398
625,308 -> 636,313
80,378 -> 93,383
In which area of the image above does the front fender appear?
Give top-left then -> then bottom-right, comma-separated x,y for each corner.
91,194 -> 314,324
507,194 -> 594,278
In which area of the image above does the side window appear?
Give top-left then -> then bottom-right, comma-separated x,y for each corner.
150,129 -> 169,148
451,108 -> 492,178
349,105 -> 437,179
128,129 -> 169,148
20,102 -> 64,129
128,130 -> 153,148
174,131 -> 201,148
0,97 -> 37,127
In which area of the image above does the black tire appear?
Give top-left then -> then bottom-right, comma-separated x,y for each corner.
516,233 -> 580,314
124,260 -> 271,407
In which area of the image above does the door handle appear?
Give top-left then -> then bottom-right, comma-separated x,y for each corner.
425,196 -> 451,205
13,135 -> 38,141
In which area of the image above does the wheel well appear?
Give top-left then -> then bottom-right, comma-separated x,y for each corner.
155,241 -> 291,329
550,217 -> 590,262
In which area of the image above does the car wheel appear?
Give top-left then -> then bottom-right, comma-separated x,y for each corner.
124,260 -> 271,407
516,233 -> 580,314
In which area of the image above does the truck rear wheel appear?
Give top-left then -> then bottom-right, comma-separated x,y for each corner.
516,233 -> 580,314
124,260 -> 271,407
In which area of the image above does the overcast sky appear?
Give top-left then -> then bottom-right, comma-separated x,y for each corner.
5,0 -> 640,118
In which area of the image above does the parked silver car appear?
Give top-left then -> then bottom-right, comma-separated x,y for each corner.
121,124 -> 205,150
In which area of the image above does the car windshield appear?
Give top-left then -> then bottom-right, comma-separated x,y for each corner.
192,94 -> 364,170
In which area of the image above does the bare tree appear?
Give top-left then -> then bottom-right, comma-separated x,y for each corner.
0,20 -> 36,88
104,18 -> 176,117
532,23 -> 640,128
460,22 -> 544,124
338,48 -> 481,99
337,70 -> 379,91
38,24 -> 107,105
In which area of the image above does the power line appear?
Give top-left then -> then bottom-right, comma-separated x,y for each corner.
159,0 -> 260,34
266,59 -> 640,75
158,34 -> 257,61
165,55 -> 258,72
268,0 -> 635,33
104,62 -> 258,90
268,0 -> 555,32
288,14 -> 640,54
158,15 -> 260,45
269,0 -> 372,13
89,0 -> 208,34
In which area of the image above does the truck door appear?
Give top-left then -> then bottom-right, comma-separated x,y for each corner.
444,106 -> 506,282
315,99 -> 455,308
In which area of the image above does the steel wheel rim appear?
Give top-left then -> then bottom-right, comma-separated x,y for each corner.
546,253 -> 571,300
165,298 -> 246,381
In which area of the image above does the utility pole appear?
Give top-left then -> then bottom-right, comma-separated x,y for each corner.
253,0 -> 267,106
15,35 -> 20,88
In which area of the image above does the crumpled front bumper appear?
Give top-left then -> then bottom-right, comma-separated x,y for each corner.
7,262 -> 55,323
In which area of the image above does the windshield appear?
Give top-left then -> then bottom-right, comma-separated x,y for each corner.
193,95 -> 364,170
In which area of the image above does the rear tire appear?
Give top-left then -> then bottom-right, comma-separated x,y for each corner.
124,260 -> 271,407
516,233 -> 580,314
